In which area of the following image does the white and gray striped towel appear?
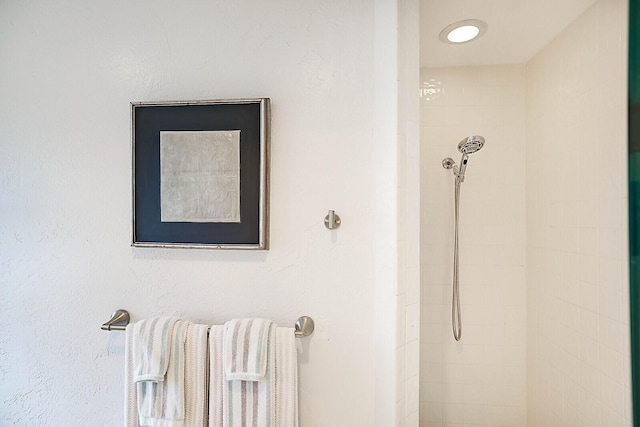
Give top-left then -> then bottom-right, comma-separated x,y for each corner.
210,324 -> 298,427
125,319 -> 209,427
223,318 -> 273,382
132,317 -> 180,382
125,317 -> 298,427
225,323 -> 275,427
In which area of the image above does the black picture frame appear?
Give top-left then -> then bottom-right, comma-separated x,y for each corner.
131,99 -> 269,250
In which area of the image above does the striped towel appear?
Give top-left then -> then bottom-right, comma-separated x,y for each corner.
125,320 -> 208,427
224,323 -> 276,427
132,316 -> 180,382
184,323 -> 209,427
223,319 -> 273,381
137,320 -> 188,426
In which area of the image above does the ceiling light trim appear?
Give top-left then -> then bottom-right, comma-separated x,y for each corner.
439,19 -> 488,45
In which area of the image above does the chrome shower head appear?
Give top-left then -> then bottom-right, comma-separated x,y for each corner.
442,135 -> 484,182
458,135 -> 485,155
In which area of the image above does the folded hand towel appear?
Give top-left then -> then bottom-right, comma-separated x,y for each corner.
223,318 -> 273,381
137,320 -> 188,427
132,316 -> 180,382
184,323 -> 209,427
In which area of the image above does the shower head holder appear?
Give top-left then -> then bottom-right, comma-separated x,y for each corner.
442,157 -> 456,170
442,157 -> 461,180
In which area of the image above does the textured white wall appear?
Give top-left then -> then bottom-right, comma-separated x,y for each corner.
0,1 -> 413,426
526,0 -> 631,425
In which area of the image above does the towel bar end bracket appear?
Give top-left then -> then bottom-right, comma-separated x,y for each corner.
101,309 -> 129,331
294,315 -> 314,337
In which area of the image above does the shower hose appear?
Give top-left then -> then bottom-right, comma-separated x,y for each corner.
452,176 -> 462,341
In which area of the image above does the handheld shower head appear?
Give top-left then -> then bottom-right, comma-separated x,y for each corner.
458,135 -> 485,155
456,136 -> 484,181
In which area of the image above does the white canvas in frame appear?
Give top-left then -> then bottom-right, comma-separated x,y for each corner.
159,130 -> 241,223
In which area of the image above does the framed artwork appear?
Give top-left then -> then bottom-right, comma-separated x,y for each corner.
131,98 -> 269,249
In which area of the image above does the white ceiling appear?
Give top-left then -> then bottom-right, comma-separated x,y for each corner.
420,0 -> 599,68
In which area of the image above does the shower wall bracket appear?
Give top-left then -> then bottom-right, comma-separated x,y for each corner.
442,157 -> 456,170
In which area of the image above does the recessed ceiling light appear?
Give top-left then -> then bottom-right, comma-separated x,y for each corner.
439,19 -> 488,44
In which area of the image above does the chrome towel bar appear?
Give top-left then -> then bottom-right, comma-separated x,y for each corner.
101,309 -> 315,338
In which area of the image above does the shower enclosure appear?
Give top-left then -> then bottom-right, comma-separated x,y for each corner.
420,0 -> 631,425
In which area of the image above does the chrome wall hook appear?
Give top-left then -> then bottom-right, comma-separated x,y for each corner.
324,210 -> 341,230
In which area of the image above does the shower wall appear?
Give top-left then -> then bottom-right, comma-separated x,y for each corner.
420,1 -> 629,426
525,0 -> 631,425
420,64 -> 528,426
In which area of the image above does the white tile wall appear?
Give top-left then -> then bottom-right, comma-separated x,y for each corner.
526,0 -> 630,426
420,1 -> 629,426
398,0 -> 421,424
420,64 -> 528,427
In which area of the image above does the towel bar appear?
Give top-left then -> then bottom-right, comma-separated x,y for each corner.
101,309 -> 315,338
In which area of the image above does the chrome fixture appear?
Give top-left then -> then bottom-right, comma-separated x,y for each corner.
101,309 -> 315,338
294,316 -> 315,338
324,210 -> 341,229
443,135 -> 485,183
442,136 -> 485,341
101,309 -> 130,331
